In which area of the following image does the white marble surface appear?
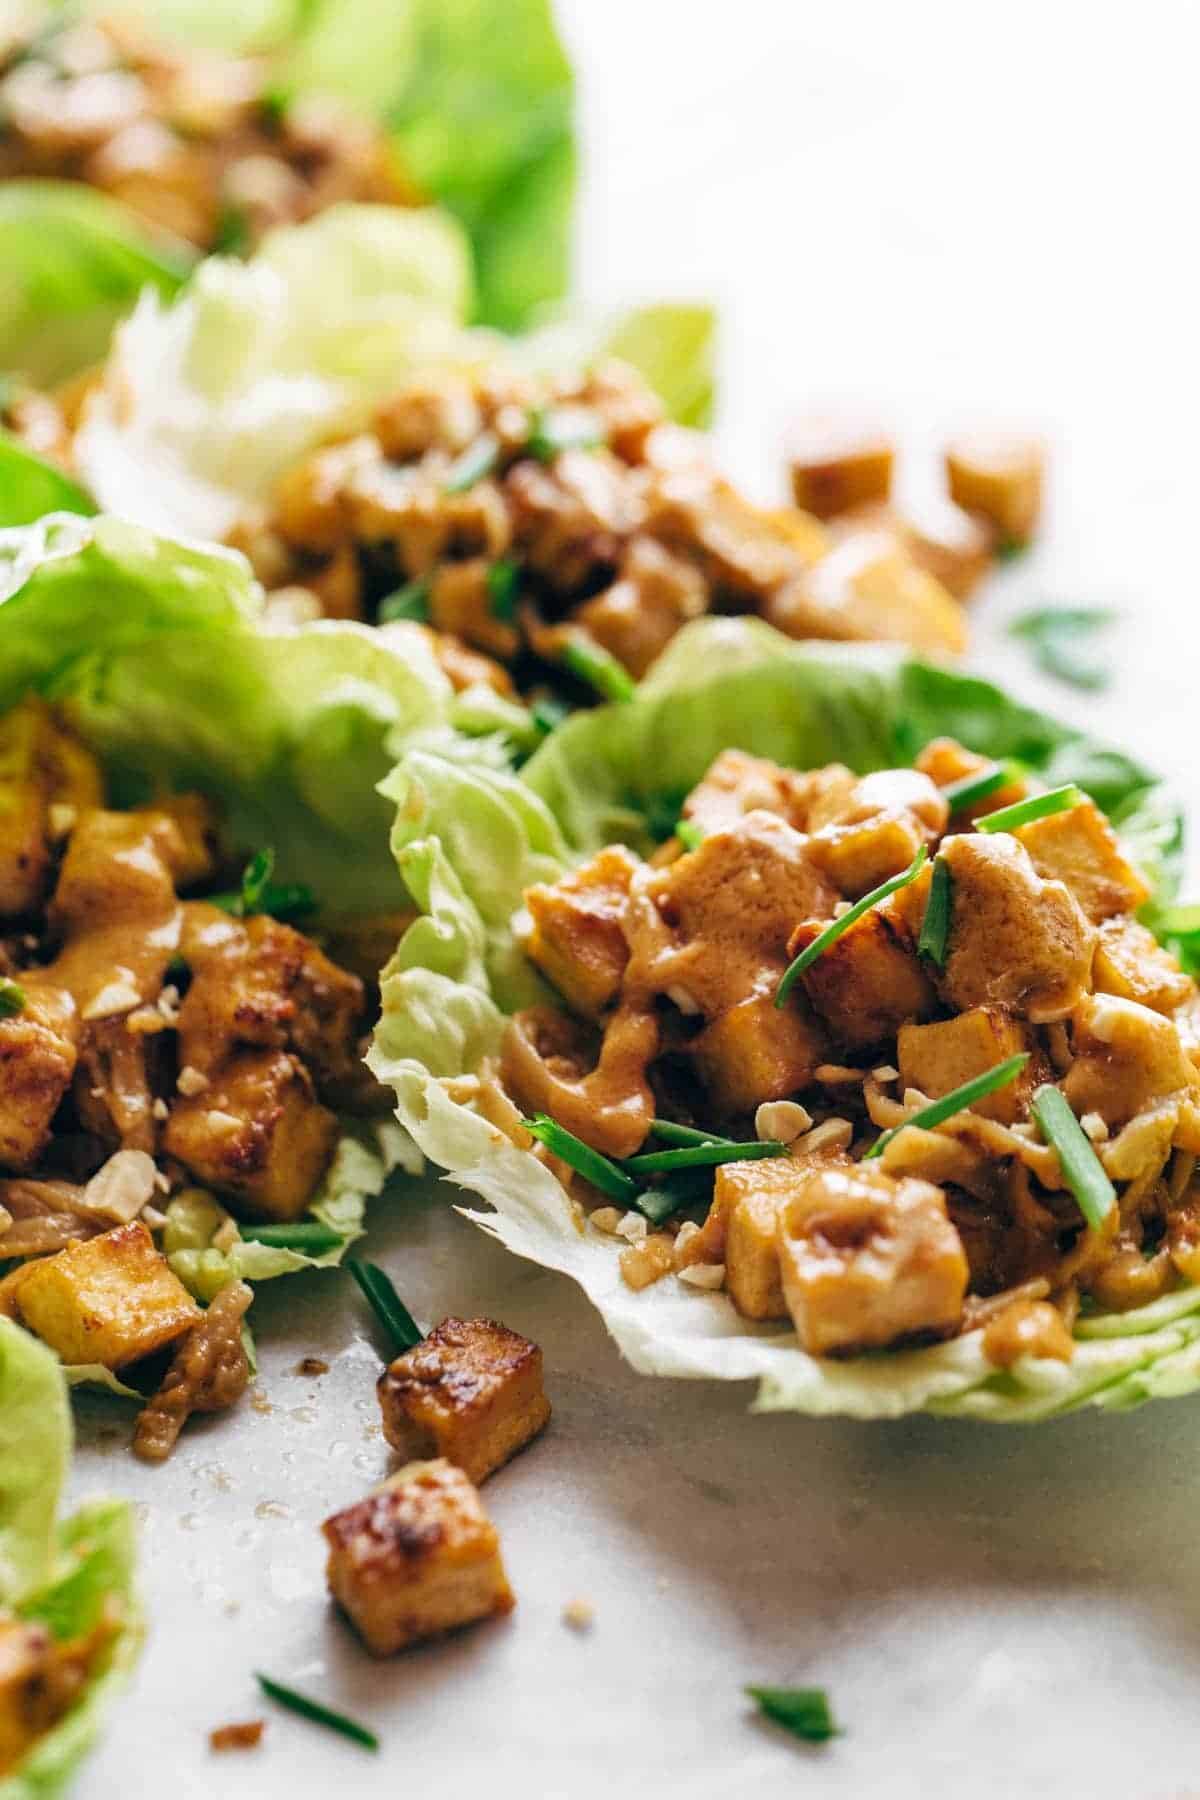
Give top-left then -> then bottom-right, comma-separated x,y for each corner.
72,3 -> 1200,1795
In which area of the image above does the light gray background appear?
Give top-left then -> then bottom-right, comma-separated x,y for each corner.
73,4 -> 1200,1795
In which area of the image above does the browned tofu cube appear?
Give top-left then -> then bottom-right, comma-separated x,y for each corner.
0,699 -> 102,919
895,494 -> 995,600
681,749 -> 811,835
793,902 -> 936,1051
777,1164 -> 968,1354
272,435 -> 375,554
0,982 -> 78,1170
13,1222 -> 200,1369
713,1157 -> 804,1320
378,1317 -> 550,1485
428,558 -> 520,662
809,808 -> 926,899
1064,994 -> 1196,1128
524,847 -> 639,1019
897,1007 -> 1042,1125
766,532 -> 967,657
914,736 -> 1028,824
788,420 -> 895,519
1015,797 -> 1149,923
944,432 -> 1045,545
1093,916 -> 1194,1015
323,1459 -> 514,1655
691,993 -> 826,1117
163,1050 -> 339,1221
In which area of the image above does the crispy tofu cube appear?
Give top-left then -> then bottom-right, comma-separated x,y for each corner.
713,1157 -> 807,1320
788,419 -> 894,520
681,749 -> 812,835
897,1007 -> 1043,1124
575,538 -> 706,681
944,432 -> 1045,545
809,809 -> 926,899
793,901 -> 936,1050
1015,797 -> 1150,923
691,993 -> 826,1117
524,847 -> 639,1019
894,494 -> 995,600
936,833 -> 1095,1023
323,1459 -> 514,1656
133,792 -> 219,888
777,1164 -> 968,1354
0,983 -> 78,1170
273,434 -> 375,554
428,558 -> 520,662
1064,994 -> 1197,1127
1093,916 -> 1194,1015
766,531 -> 967,657
13,1222 -> 200,1369
378,1317 -> 550,1485
163,1050 -> 339,1221
914,736 -> 1028,824
0,699 -> 102,919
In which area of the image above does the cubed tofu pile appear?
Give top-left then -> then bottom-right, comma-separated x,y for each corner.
226,365 -> 978,705
323,1316 -> 550,1654
506,736 -> 1200,1364
0,699 -> 377,1456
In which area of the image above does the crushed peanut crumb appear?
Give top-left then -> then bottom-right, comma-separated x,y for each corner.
871,1064 -> 900,1083
1081,1112 -> 1109,1143
815,1063 -> 864,1085
755,1100 -> 812,1143
177,1065 -> 210,1097
619,1234 -> 675,1290
590,1207 -> 623,1235
678,1262 -> 726,1291
833,899 -> 852,918
47,803 -> 77,839
296,1357 -> 330,1376
803,1118 -> 854,1155
615,1210 -> 648,1243
665,984 -> 702,1016
563,1599 -> 595,1632
152,1097 -> 169,1121
83,978 -> 142,1021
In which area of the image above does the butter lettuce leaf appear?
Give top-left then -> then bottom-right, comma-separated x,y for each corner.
369,617 -> 1190,1423
0,437 -> 94,530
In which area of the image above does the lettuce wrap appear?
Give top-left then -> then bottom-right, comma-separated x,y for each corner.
0,1318 -> 141,1797
0,509 -> 452,1306
367,616 -> 1200,1423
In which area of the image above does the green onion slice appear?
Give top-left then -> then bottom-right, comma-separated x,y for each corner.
0,977 -> 26,1019
210,848 -> 315,923
443,430 -> 500,494
975,784 -> 1083,834
240,847 -> 274,912
746,1685 -> 839,1744
917,857 -> 952,967
524,1114 -> 638,1202
866,1052 -> 1030,1159
940,761 -> 1015,812
531,696 -> 570,738
561,634 -> 636,703
624,1140 -> 787,1176
255,1674 -> 378,1751
346,1259 -> 423,1355
527,404 -> 606,462
377,576 -> 430,624
486,558 -> 520,621
240,1222 -> 343,1255
648,1119 -> 736,1149
675,819 -> 705,851
634,1188 -> 685,1227
1030,1083 -> 1116,1230
775,846 -> 928,1008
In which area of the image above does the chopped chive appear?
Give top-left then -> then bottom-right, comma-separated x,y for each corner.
561,635 -> 636,704
747,1685 -> 839,1744
527,404 -> 606,462
259,84 -> 292,128
634,1187 -> 686,1226
866,1052 -> 1030,1159
675,819 -> 705,851
524,1114 -> 638,1202
377,576 -> 430,624
775,846 -> 928,1009
0,977 -> 26,1018
213,203 -> 251,257
975,784 -> 1083,834
240,847 -> 274,912
254,1674 -> 378,1751
486,558 -> 520,622
917,857 -> 952,967
531,696 -> 570,737
240,1222 -> 343,1255
624,1140 -> 787,1176
649,1119 -> 736,1149
1030,1084 -> 1116,1231
346,1260 -> 423,1355
940,762 -> 1015,812
210,849 -> 315,923
443,430 -> 500,494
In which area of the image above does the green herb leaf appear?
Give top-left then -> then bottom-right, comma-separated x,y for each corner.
444,430 -> 500,494
625,1140 -> 787,1176
917,856 -> 952,967
866,1053 -> 1030,1159
561,635 -> 636,704
649,1119 -> 736,1149
746,1685 -> 839,1743
377,577 -> 430,624
1030,1084 -> 1116,1231
974,784 -> 1083,834
239,1222 -> 344,1255
523,1114 -> 638,1202
675,818 -> 705,851
0,976 -> 26,1018
775,846 -> 928,1007
486,558 -> 520,622
527,404 -> 606,462
940,761 -> 1017,812
346,1259 -> 423,1356
1009,606 -> 1117,692
255,1674 -> 379,1752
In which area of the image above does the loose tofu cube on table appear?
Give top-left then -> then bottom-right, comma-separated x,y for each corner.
0,983 -> 78,1170
13,1222 -> 200,1369
897,1007 -> 1043,1124
793,902 -> 936,1050
944,432 -> 1045,545
1014,797 -> 1149,923
787,419 -> 895,519
523,847 -> 638,1019
378,1317 -> 551,1485
323,1459 -> 514,1656
777,1164 -> 968,1355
